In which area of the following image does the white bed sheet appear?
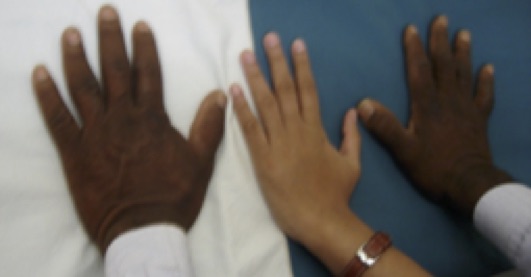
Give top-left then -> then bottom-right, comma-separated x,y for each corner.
0,0 -> 292,276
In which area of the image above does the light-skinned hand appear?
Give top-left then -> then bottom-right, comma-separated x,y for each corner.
230,32 -> 429,276
231,32 -> 361,247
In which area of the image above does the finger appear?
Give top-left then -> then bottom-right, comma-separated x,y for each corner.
404,25 -> 435,114
230,84 -> 268,155
357,99 -> 409,151
475,64 -> 495,118
340,109 -> 361,166
454,30 -> 473,95
132,21 -> 163,110
98,5 -> 132,107
292,38 -> 321,124
189,91 -> 227,162
62,27 -> 104,125
240,50 -> 283,139
32,65 -> 80,152
263,32 -> 300,121
429,15 -> 457,91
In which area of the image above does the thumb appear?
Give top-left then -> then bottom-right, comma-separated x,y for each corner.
357,98 -> 408,151
189,90 -> 227,162
340,108 -> 361,165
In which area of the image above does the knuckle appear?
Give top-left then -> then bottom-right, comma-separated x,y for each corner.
110,59 -> 130,77
257,94 -> 277,111
242,117 -> 259,133
371,113 -> 391,130
416,58 -> 432,72
139,62 -> 160,78
300,73 -> 316,90
275,79 -> 295,93
301,87 -> 316,99
434,51 -> 455,67
247,66 -> 263,81
370,115 -> 401,143
47,109 -> 75,147
270,50 -> 285,63
77,77 -> 100,95
410,60 -> 434,89
296,55 -> 309,67
48,107 -> 74,133
458,43 -> 470,53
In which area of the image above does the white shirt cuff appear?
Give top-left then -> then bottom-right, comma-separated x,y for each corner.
473,183 -> 531,274
104,224 -> 194,277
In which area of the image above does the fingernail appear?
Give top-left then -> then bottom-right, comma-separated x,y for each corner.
437,15 -> 448,26
406,25 -> 418,39
485,64 -> 495,75
34,65 -> 49,82
217,93 -> 227,108
100,6 -> 117,21
348,109 -> 358,123
459,30 -> 471,42
408,25 -> 418,34
241,50 -> 256,65
64,28 -> 81,46
358,99 -> 375,120
230,84 -> 243,99
292,38 -> 306,53
264,32 -> 280,49
135,21 -> 151,33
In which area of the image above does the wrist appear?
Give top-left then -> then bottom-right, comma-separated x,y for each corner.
449,162 -> 512,217
99,204 -> 185,254
298,208 -> 373,275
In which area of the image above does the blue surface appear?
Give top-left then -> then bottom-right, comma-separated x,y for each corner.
249,1 -> 531,276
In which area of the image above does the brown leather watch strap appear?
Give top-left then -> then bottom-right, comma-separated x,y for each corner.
342,232 -> 392,277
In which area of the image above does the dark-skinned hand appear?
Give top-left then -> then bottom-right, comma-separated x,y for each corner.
358,16 -> 512,217
31,6 -> 226,254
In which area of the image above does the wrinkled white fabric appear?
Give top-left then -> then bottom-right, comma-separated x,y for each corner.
474,183 -> 531,275
0,0 -> 292,276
